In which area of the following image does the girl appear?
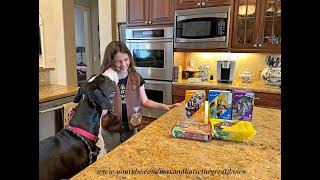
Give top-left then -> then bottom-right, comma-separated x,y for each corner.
99,41 -> 181,152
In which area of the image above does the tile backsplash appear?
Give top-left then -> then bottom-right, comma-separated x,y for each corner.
174,52 -> 280,82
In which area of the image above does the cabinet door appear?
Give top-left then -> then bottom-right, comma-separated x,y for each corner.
149,0 -> 174,25
175,0 -> 201,10
202,0 -> 231,7
232,0 -> 260,50
254,92 -> 281,109
127,0 -> 149,26
257,0 -> 281,51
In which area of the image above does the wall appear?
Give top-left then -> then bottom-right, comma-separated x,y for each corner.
39,0 -> 59,70
174,52 -> 281,82
39,0 -> 77,86
90,0 -> 101,74
98,0 -> 113,66
115,0 -> 126,40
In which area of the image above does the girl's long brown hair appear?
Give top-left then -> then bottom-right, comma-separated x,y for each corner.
100,41 -> 136,74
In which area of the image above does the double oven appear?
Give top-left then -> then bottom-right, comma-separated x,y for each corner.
124,26 -> 173,118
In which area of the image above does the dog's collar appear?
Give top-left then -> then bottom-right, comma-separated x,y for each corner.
66,125 -> 99,142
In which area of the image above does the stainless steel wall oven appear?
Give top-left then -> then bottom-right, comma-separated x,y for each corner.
124,26 -> 173,118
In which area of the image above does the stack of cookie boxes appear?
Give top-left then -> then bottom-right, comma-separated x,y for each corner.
171,89 -> 257,143
208,89 -> 257,143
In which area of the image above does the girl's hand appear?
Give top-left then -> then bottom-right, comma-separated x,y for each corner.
163,103 -> 182,111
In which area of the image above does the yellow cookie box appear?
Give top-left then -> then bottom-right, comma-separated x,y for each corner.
185,90 -> 206,123
209,118 -> 257,143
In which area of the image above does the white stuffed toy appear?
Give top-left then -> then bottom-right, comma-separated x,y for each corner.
102,68 -> 119,85
88,68 -> 119,85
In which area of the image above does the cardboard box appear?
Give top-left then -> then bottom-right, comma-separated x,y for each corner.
185,90 -> 206,123
208,90 -> 233,120
232,90 -> 254,121
209,118 -> 257,143
171,120 -> 212,142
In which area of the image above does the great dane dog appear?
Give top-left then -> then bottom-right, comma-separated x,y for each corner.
39,74 -> 116,180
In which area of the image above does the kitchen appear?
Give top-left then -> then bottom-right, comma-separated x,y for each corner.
39,0 -> 281,179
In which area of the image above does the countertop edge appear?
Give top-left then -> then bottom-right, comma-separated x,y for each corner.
39,92 -> 76,103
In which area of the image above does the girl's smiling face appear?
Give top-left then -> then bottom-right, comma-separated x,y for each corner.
113,52 -> 130,73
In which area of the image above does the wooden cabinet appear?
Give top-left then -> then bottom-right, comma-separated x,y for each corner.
175,0 -> 230,10
172,84 -> 281,109
127,0 -> 174,26
231,0 -> 281,52
254,92 -> 281,109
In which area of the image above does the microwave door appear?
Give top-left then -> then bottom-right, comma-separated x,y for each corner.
176,13 -> 228,43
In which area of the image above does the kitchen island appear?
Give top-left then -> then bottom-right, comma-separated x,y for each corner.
40,84 -> 79,103
72,104 -> 280,179
39,84 -> 79,140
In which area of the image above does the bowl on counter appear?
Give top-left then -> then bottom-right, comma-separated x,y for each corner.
261,67 -> 281,86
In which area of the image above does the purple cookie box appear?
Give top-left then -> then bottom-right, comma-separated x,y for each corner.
232,90 -> 254,121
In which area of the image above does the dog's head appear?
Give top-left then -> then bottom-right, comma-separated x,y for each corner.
74,74 -> 117,110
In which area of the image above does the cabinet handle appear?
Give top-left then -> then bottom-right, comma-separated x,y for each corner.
148,21 -> 151,24
202,2 -> 205,6
253,44 -> 257,47
144,21 -> 148,24
197,2 -> 200,6
254,97 -> 260,100
258,44 -> 262,47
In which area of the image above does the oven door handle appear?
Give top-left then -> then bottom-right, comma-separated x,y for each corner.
144,80 -> 172,85
39,105 -> 64,114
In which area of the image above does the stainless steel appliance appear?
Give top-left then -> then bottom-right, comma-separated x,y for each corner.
217,60 -> 236,83
39,96 -> 75,141
124,26 -> 174,118
125,27 -> 173,81
143,80 -> 172,118
174,6 -> 231,49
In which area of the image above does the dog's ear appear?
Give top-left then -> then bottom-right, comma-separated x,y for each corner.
73,87 -> 85,103
98,75 -> 116,99
91,89 -> 114,110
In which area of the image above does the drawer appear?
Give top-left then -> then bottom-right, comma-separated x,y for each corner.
254,92 -> 281,109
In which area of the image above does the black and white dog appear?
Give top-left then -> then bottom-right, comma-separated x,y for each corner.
39,74 -> 116,180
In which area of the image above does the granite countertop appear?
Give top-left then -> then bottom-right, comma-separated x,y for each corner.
173,79 -> 281,94
39,84 -> 79,103
72,105 -> 280,179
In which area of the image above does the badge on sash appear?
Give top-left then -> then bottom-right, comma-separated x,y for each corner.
130,106 -> 142,127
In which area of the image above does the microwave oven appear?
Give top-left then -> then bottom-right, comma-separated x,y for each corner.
174,6 -> 231,49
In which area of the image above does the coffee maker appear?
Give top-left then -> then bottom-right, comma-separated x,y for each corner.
217,60 -> 236,83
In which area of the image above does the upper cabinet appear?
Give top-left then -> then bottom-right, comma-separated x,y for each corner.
175,0 -> 231,10
127,0 -> 174,26
231,0 -> 281,52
